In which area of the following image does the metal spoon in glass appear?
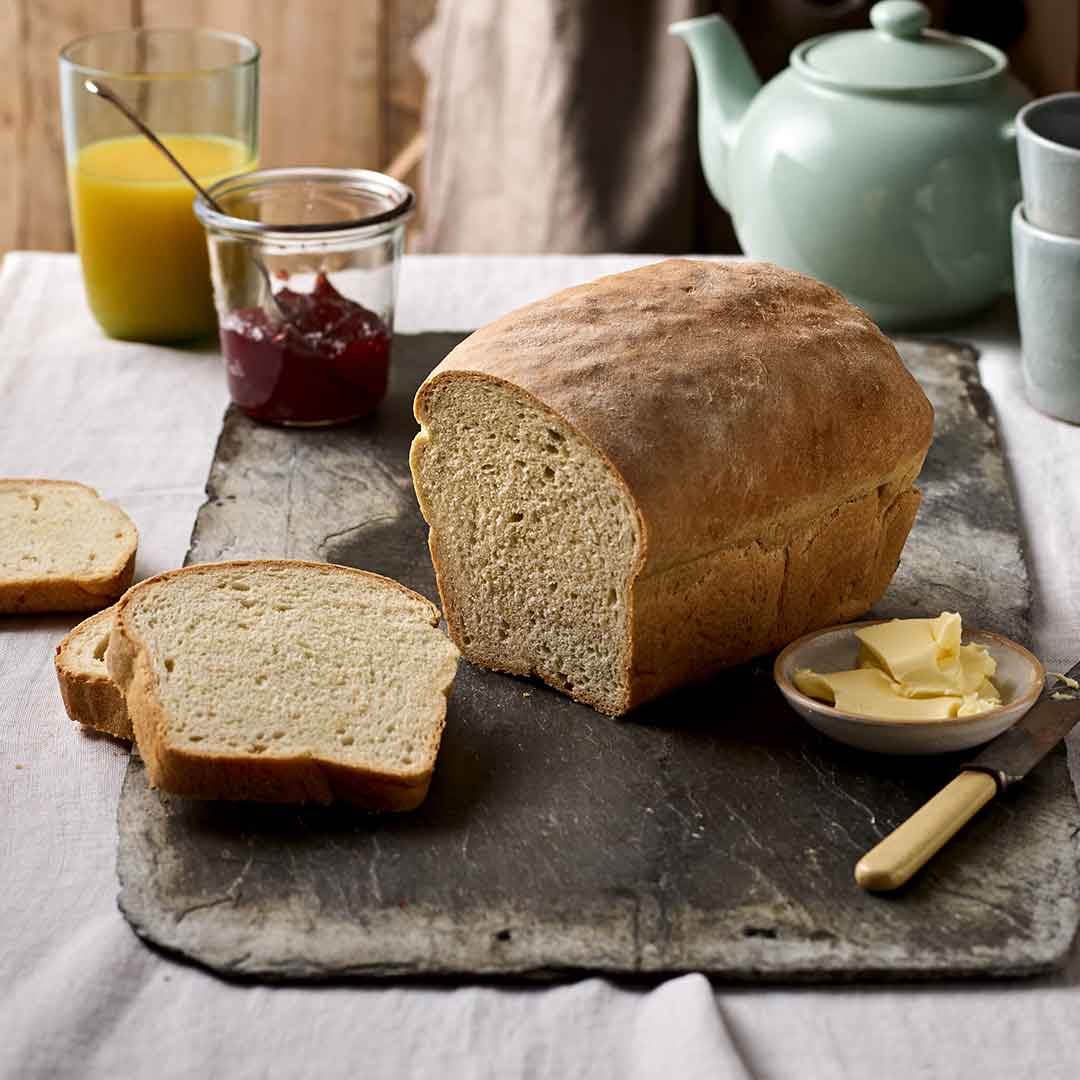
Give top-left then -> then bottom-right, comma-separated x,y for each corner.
82,78 -> 289,323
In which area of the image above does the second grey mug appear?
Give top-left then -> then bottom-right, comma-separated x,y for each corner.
1017,92 -> 1080,238
1012,201 -> 1080,422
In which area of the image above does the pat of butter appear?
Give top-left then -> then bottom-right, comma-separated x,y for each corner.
794,667 -> 965,719
794,612 -> 1001,721
856,613 -> 995,696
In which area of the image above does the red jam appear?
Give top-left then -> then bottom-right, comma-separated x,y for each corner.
220,272 -> 391,425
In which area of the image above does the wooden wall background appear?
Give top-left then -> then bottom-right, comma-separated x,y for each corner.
2,0 -> 1077,258
1,0 -> 436,257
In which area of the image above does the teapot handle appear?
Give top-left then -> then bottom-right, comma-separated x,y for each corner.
1001,118 -> 1020,294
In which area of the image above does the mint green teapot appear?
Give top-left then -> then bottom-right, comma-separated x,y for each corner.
670,1 -> 1030,328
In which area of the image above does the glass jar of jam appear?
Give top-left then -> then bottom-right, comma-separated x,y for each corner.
195,167 -> 413,426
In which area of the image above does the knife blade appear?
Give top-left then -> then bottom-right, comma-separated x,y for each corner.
855,659 -> 1080,892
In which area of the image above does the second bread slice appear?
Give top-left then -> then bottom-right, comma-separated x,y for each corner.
107,560 -> 460,809
55,605 -> 133,740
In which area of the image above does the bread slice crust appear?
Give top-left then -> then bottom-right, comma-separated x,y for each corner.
54,605 -> 133,740
107,560 -> 459,809
0,478 -> 137,613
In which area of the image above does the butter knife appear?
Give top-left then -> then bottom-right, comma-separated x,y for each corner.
855,660 -> 1080,891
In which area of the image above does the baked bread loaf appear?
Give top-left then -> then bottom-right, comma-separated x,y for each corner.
55,605 -> 133,740
0,479 -> 137,613
410,259 -> 934,716
106,560 -> 459,809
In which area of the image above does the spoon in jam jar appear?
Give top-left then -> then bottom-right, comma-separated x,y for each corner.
82,78 -> 291,325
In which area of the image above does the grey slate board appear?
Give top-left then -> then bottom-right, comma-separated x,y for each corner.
117,334 -> 1080,981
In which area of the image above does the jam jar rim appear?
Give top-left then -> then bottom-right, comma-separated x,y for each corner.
194,166 -> 415,241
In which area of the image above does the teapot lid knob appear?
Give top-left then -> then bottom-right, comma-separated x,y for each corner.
870,0 -> 931,39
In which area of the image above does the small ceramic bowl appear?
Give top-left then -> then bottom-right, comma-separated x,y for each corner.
773,621 -> 1045,755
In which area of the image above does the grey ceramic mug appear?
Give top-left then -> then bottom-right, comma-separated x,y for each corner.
1017,92 -> 1080,237
1012,202 -> 1080,422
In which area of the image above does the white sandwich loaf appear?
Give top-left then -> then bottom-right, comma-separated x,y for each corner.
411,260 -> 934,715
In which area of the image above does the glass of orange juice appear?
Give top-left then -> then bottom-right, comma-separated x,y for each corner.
60,28 -> 259,343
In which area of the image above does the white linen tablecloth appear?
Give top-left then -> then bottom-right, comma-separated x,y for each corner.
3,251 -> 1080,1080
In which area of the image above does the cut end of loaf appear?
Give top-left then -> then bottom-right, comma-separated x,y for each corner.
109,561 -> 460,807
412,376 -> 642,716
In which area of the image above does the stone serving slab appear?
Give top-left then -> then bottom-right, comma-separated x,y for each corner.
117,334 -> 1080,981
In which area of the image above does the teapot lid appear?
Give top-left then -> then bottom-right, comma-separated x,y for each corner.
794,1 -> 1004,91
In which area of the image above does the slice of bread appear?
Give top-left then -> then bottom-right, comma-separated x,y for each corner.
107,560 -> 460,809
0,479 -> 137,613
55,605 -> 133,741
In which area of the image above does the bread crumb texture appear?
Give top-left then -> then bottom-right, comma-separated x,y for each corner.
414,381 -> 639,715
0,479 -> 136,612
66,608 -> 114,669
114,561 -> 460,805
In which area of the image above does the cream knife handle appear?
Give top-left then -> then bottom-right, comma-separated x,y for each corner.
855,770 -> 998,891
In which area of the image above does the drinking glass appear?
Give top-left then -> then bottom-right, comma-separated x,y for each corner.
60,28 -> 259,342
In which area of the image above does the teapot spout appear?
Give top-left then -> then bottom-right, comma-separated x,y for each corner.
669,14 -> 760,213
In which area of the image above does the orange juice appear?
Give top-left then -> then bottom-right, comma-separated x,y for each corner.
70,134 -> 254,342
